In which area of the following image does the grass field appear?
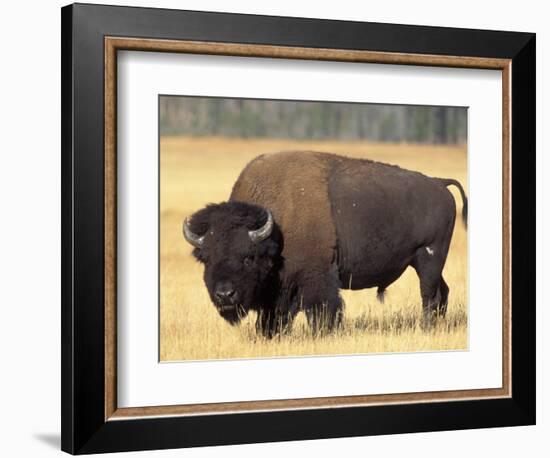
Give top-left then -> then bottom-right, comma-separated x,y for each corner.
159,136 -> 468,361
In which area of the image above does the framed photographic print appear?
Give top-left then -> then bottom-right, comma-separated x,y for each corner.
61,3 -> 536,454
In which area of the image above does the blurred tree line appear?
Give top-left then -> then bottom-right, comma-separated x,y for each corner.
160,96 -> 467,144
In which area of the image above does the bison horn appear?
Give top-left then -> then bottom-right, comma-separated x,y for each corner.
183,218 -> 205,248
248,210 -> 273,243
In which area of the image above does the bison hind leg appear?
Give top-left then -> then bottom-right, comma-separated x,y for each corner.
438,277 -> 449,317
412,245 -> 451,329
420,279 -> 449,328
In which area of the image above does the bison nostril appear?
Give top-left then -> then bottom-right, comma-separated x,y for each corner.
215,288 -> 235,300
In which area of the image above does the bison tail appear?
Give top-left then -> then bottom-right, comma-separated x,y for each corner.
439,178 -> 468,228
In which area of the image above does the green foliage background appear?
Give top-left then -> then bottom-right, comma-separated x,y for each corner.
160,96 -> 467,144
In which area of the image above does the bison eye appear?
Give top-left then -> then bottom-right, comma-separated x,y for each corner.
243,256 -> 254,267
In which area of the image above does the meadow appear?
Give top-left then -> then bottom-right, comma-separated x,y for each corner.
159,136 -> 468,361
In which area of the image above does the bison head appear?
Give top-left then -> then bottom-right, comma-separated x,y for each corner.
183,202 -> 283,324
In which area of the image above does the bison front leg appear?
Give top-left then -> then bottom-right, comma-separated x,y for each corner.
305,302 -> 343,335
255,308 -> 295,339
302,272 -> 343,335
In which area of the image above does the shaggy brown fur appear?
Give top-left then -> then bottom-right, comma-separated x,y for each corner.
231,151 -> 338,290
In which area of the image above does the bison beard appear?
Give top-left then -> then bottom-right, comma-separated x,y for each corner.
183,151 -> 468,337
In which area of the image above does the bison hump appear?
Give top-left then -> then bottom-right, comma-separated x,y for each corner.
230,151 -> 337,274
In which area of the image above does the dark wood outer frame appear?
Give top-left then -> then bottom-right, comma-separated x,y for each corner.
104,40 -> 513,419
62,3 -> 536,454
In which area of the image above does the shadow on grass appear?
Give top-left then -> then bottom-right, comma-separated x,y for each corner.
241,305 -> 468,341
351,308 -> 468,334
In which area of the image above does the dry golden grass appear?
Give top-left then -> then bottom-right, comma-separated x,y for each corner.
160,136 -> 468,361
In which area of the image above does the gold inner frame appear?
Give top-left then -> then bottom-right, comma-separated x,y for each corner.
104,37 -> 512,421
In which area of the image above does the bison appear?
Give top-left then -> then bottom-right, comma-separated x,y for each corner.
183,151 -> 467,337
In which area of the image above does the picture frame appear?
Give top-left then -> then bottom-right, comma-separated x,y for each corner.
61,3 -> 536,454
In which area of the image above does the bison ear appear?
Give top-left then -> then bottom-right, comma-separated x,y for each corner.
265,241 -> 280,257
192,246 -> 208,263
